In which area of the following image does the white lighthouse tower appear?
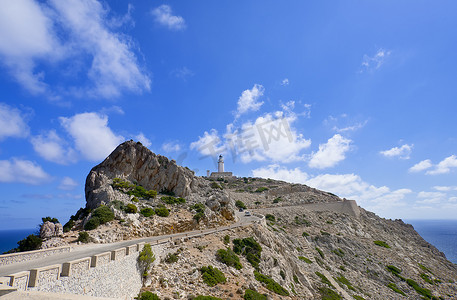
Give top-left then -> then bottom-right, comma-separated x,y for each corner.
218,155 -> 224,172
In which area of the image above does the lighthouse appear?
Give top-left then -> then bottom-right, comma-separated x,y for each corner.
218,155 -> 224,172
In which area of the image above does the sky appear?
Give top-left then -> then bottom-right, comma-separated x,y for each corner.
0,0 -> 456,230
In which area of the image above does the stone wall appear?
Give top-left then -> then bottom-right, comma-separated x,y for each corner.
0,246 -> 71,266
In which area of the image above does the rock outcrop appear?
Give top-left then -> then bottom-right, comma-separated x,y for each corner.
85,140 -> 200,209
40,221 -> 63,239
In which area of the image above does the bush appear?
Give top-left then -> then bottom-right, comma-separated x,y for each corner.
223,235 -> 230,244
335,275 -> 355,291
318,287 -> 342,300
294,215 -> 311,226
191,203 -> 206,222
406,278 -> 433,298
138,243 -> 155,278
164,252 -> 179,263
137,291 -> 160,300
373,240 -> 390,248
17,234 -> 42,252
42,216 -> 59,224
63,220 -> 74,232
298,256 -> 312,264
420,273 -> 434,284
210,182 -> 223,190
92,205 -> 114,224
140,207 -> 155,217
161,196 -> 186,204
78,231 -> 90,243
235,200 -> 247,209
254,187 -> 268,193
125,203 -> 138,214
280,270 -> 286,279
216,248 -> 242,270
110,200 -> 125,211
84,217 -> 100,230
272,197 -> 281,203
265,214 -> 275,222
244,289 -> 267,300
155,205 -> 170,217
254,271 -> 289,296
387,283 -> 406,296
315,247 -> 325,259
315,271 -> 333,287
233,237 -> 262,268
200,266 -> 226,287
302,231 -> 309,237
194,297 -> 223,300
132,197 -> 139,202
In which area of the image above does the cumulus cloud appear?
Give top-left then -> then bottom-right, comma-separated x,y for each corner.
252,164 -> 308,184
58,176 -> 79,190
60,112 -> 124,161
281,78 -> 289,86
0,103 -> 29,140
135,133 -> 152,148
409,159 -> 432,173
0,0 -> 150,99
308,134 -> 352,169
426,155 -> 457,175
380,144 -> 413,159
31,130 -> 77,164
417,191 -> 446,204
236,84 -> 265,118
190,129 -> 224,157
0,158 -> 51,185
433,186 -> 457,192
360,48 -> 391,72
162,141 -> 181,153
151,5 -> 186,31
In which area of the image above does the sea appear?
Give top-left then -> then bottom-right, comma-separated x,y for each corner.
0,221 -> 456,264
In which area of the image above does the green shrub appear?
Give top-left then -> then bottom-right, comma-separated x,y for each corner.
42,216 -> 59,224
210,182 -> 223,190
420,273 -> 434,284
161,196 -> 186,204
298,256 -> 312,264
138,243 -> 155,278
200,266 -> 226,286
244,289 -> 267,300
127,185 -> 157,199
273,197 -> 281,203
216,248 -> 242,270
406,278 -> 433,298
254,271 -> 289,296
17,234 -> 42,252
318,287 -> 341,300
235,200 -> 247,209
223,235 -> 230,244
418,263 -> 433,274
155,205 -> 170,217
255,187 -> 268,193
335,275 -> 355,291
110,200 -> 125,211
332,248 -> 344,257
63,220 -> 74,232
125,203 -> 138,214
191,203 -> 206,222
194,297 -> 223,300
112,178 -> 133,189
315,247 -> 325,259
84,217 -> 100,230
294,215 -> 311,226
293,274 -> 299,284
165,253 -> 179,263
386,265 -> 401,275
132,197 -> 139,202
77,231 -> 90,243
352,296 -> 365,300
302,231 -> 309,237
387,283 -> 406,296
373,240 -> 390,248
280,270 -> 286,279
321,230 -> 331,236
140,207 -> 155,217
326,220 -> 333,224
233,237 -> 262,268
265,214 -> 275,222
137,291 -> 160,300
315,271 -> 333,287
92,205 -> 114,224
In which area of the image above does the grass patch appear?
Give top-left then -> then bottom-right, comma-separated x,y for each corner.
316,247 -> 325,259
216,248 -> 242,270
254,271 -> 289,296
298,256 -> 312,264
421,273 -> 434,284
332,248 -> 344,257
373,240 -> 390,248
318,287 -> 342,300
387,283 -> 405,296
200,266 -> 226,287
352,296 -> 365,300
406,278 -> 433,299
244,289 -> 267,300
419,263 -> 434,274
255,187 -> 268,193
315,271 -> 333,288
335,275 -> 355,291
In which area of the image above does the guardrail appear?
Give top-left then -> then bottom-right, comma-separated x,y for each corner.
0,246 -> 71,267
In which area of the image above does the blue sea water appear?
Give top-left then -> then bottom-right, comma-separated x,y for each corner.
0,228 -> 37,254
406,219 -> 457,264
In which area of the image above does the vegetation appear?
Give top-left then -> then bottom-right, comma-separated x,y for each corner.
200,266 -> 226,287
318,287 -> 342,300
223,234 -> 230,244
132,197 -> 139,203
216,248 -> 242,270
298,256 -> 312,264
420,273 -> 434,284
302,231 -> 309,237
386,265 -> 405,280
84,205 -> 115,230
387,283 -> 406,296
77,231 -> 90,243
140,207 -> 155,217
332,248 -> 344,257
112,178 -> 157,199
42,216 -> 59,223
164,252 -> 179,263
233,237 -> 262,268
265,214 -> 275,222
16,234 -> 42,252
84,217 -> 100,230
315,271 -> 334,287
273,197 -> 282,203
352,296 -> 365,300
419,263 -> 433,274
235,200 -> 247,209
254,271 -> 289,296
161,196 -> 186,204
154,205 -> 170,217
315,247 -> 325,259
210,182 -> 223,190
194,297 -> 223,300
335,275 -> 355,291
280,270 -> 286,279
125,203 -> 138,214
138,243 -> 155,278
293,274 -> 299,284
191,203 -> 205,222
244,289 -> 267,300
294,215 -> 311,226
137,291 -> 160,300
406,278 -> 433,299
110,200 -> 125,211
373,240 -> 390,248
63,220 -> 74,232
254,187 -> 268,193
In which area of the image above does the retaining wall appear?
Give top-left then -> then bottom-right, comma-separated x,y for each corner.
0,246 -> 71,266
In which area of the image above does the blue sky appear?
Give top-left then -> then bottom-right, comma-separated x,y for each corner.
0,0 -> 456,229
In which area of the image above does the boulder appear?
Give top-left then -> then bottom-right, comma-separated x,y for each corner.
40,221 -> 63,239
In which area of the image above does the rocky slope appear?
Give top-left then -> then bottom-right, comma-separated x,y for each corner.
58,141 -> 457,299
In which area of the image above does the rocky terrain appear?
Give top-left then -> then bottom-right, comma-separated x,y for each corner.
46,141 -> 457,299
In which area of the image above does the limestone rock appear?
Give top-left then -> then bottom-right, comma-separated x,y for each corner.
40,221 -> 63,239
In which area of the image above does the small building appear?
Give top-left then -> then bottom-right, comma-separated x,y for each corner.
208,155 -> 233,179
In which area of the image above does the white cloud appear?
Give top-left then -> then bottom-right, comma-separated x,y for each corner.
0,103 -> 29,140
380,144 -> 413,159
58,176 -> 78,190
417,191 -> 446,204
426,155 -> 457,175
324,114 -> 367,133
433,186 -> 457,192
409,159 -> 432,173
0,0 -> 150,99
171,67 -> 194,81
100,106 -> 125,115
162,141 -> 181,153
281,78 -> 289,86
236,84 -> 265,118
135,133 -> 152,148
360,48 -> 391,72
252,164 -> 308,184
151,5 -> 186,31
190,129 -> 224,157
60,112 -> 124,161
31,130 -> 77,164
0,158 -> 51,185
308,134 -> 352,169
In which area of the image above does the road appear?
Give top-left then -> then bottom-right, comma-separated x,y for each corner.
0,212 -> 260,277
